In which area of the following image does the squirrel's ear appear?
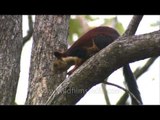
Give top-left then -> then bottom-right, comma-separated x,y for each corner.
54,52 -> 63,59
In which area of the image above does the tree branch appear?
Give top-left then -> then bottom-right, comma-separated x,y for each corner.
116,92 -> 129,105
116,57 -> 158,105
101,83 -> 111,105
23,15 -> 33,45
122,15 -> 143,105
46,30 -> 160,105
123,15 -> 143,37
102,15 -> 144,105
134,57 -> 158,79
103,81 -> 141,105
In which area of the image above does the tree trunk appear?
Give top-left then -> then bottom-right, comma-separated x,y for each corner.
0,15 -> 22,105
25,15 -> 70,105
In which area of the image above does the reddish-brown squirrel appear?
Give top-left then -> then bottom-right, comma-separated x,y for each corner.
53,26 -> 143,105
54,26 -> 120,75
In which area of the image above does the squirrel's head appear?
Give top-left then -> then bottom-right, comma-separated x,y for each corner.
53,52 -> 68,73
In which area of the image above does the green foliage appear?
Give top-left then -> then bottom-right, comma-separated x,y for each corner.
150,21 -> 160,27
69,18 -> 82,44
103,17 -> 115,25
69,15 -> 100,45
69,15 -> 125,45
102,17 -> 125,35
115,22 -> 125,35
85,15 -> 99,21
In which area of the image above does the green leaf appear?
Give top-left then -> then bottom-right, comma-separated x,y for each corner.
150,21 -> 160,27
85,15 -> 99,21
69,18 -> 82,44
115,22 -> 125,35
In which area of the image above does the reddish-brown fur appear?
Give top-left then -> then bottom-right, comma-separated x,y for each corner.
54,26 -> 120,75
66,26 -> 119,55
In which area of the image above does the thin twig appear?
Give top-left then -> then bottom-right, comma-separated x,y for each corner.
103,81 -> 141,105
134,57 -> 158,79
23,15 -> 33,45
117,57 -> 157,105
101,83 -> 111,105
116,92 -> 129,105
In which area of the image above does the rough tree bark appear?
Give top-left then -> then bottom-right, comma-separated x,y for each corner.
46,30 -> 160,105
25,15 -> 70,105
0,15 -> 22,105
